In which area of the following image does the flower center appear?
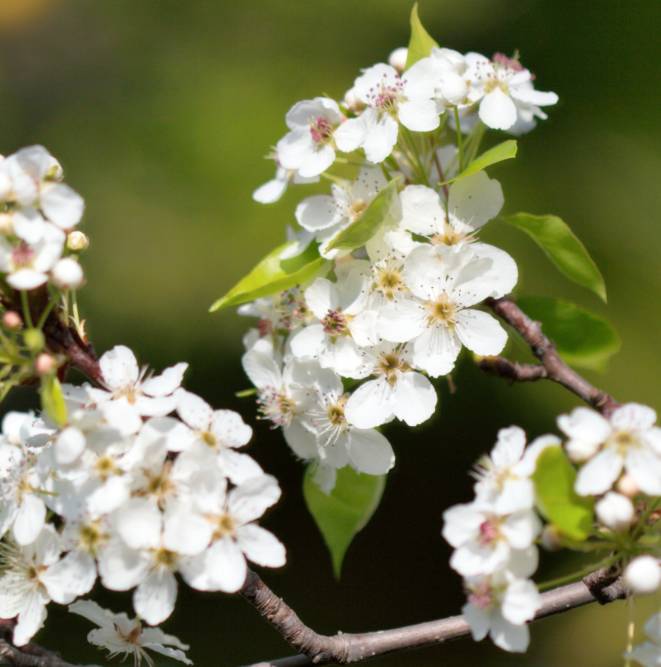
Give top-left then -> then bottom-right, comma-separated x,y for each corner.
322,309 -> 349,336
468,581 -> 494,610
95,455 -> 119,481
378,352 -> 409,385
201,430 -> 217,447
257,388 -> 296,427
610,430 -> 638,455
327,401 -> 347,427
348,199 -> 368,222
79,521 -> 108,554
309,116 -> 333,145
428,295 -> 457,326
492,52 -> 524,72
11,242 -> 34,268
478,518 -> 500,545
375,267 -> 404,300
212,513 -> 236,540
153,548 -> 178,569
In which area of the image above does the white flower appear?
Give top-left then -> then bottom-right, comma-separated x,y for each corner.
465,52 -> 558,132
0,526 -> 93,646
388,47 -> 408,72
175,391 -> 261,484
379,243 -> 517,376
558,403 -> 661,496
624,556 -> 660,595
411,48 -> 471,108
625,611 -> 661,667
443,500 -> 541,577
92,345 -> 188,435
52,257 -> 84,289
0,222 -> 64,290
335,63 -> 439,163
595,491 -> 635,531
252,164 -> 319,204
69,599 -> 193,665
276,97 -> 344,178
473,428 -> 558,513
463,571 -> 541,653
290,266 -> 373,377
180,472 -> 284,593
295,166 -> 388,258
344,343 -> 437,429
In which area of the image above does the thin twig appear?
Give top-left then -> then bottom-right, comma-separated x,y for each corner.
477,355 -> 548,382
239,568 -> 626,666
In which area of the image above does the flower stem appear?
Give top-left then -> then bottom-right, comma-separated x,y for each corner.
20,290 -> 34,329
453,107 -> 464,171
537,557 -> 617,592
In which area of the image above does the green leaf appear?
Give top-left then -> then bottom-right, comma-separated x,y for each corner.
326,178 -> 400,252
210,242 -> 329,312
303,465 -> 386,578
235,388 -> 257,398
405,3 -> 439,69
532,445 -> 594,541
502,212 -> 607,301
447,140 -> 517,183
518,296 -> 621,372
40,375 -> 67,427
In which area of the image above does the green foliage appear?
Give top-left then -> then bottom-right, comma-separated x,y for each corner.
325,178 -> 401,252
448,140 -> 518,183
518,296 -> 621,371
210,242 -> 329,312
303,465 -> 386,579
405,3 -> 439,69
502,212 -> 607,301
533,446 -> 594,541
40,374 -> 68,427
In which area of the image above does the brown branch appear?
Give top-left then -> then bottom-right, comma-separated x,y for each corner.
485,297 -> 619,415
239,568 -> 626,666
0,622 -> 77,667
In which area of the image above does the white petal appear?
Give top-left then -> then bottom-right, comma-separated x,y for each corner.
346,428 -> 395,475
114,498 -> 162,550
625,447 -> 661,496
412,325 -> 461,377
163,506 -> 212,556
344,378 -> 393,429
252,176 -> 287,204
455,309 -> 508,356
13,495 -> 46,546
489,612 -> 530,652
400,184 -> 445,236
211,410 -> 252,448
479,88 -> 517,130
40,182 -> 85,229
334,117 -> 366,154
501,510 -> 541,549
229,474 -> 281,524
54,426 -> 86,465
7,269 -> 48,290
42,550 -> 96,604
218,449 -> 264,485
241,339 -> 282,389
290,324 -> 326,360
134,567 -> 178,625
13,591 -> 47,646
237,524 -> 286,568
98,540 -> 149,591
392,372 -> 437,426
449,171 -> 504,230
362,112 -> 399,163
462,602 -> 490,641
295,195 -> 339,232
398,99 -> 439,132
575,447 -> 623,496
175,389 -> 212,430
611,403 -> 657,431
205,537 -> 247,593
141,363 -> 188,397
99,345 -> 139,391
442,503 -> 483,547
501,579 -> 541,624
304,278 -> 337,319
491,426 -> 526,467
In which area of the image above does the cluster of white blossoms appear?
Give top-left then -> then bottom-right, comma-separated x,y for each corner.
0,344 -> 284,663
0,146 -> 86,291
243,44 -> 545,491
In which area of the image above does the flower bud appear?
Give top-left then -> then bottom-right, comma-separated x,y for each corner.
35,353 -> 56,376
595,492 -> 634,531
24,328 -> 45,353
540,525 -> 562,551
616,473 -> 639,498
66,231 -> 89,252
2,310 -> 22,330
0,213 -> 14,235
52,258 -> 84,289
388,47 -> 408,72
624,556 -> 660,595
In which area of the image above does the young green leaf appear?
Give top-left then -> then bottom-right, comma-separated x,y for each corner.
532,445 -> 594,541
518,296 -> 621,372
325,178 -> 400,252
209,241 -> 329,312
447,140 -> 517,183
405,3 -> 439,69
502,212 -> 607,301
303,465 -> 386,579
40,374 -> 68,427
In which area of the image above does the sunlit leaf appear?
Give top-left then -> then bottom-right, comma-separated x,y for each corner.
532,445 -> 594,541
210,242 -> 329,312
303,465 -> 386,579
326,178 -> 400,252
518,296 -> 620,372
40,374 -> 68,427
405,3 -> 439,69
447,140 -> 517,183
503,212 -> 607,301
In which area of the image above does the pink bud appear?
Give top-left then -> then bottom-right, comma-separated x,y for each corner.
616,473 -> 639,498
35,353 -> 56,376
2,310 -> 22,330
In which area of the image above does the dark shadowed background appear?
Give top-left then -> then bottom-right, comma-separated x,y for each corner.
0,1 -> 659,665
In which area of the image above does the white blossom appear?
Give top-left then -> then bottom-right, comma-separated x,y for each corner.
624,556 -> 660,596
595,491 -> 635,531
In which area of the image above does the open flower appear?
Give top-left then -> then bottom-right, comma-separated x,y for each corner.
69,599 -> 193,665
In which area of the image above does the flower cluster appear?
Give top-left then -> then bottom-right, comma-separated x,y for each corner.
241,44 -> 546,491
0,146 -> 86,291
0,344 -> 284,658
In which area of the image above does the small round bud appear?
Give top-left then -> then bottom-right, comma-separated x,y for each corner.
616,473 -> 639,498
388,47 -> 408,73
66,231 -> 89,252
24,328 -> 45,353
595,491 -> 634,531
35,353 -> 56,376
2,311 -> 22,330
52,258 -> 84,289
624,556 -> 660,595
540,525 -> 562,551
0,213 -> 14,235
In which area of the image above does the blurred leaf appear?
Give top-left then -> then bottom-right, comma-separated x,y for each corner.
235,388 -> 256,398
533,445 -> 594,541
326,178 -> 400,252
210,242 -> 328,312
447,140 -> 517,183
303,465 -> 386,579
502,212 -> 607,301
518,296 -> 620,371
405,3 -> 439,69
40,374 -> 67,427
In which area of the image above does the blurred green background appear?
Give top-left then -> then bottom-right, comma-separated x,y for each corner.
0,0 -> 659,665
